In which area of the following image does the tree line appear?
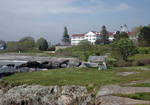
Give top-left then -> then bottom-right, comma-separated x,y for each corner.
5,37 -> 48,52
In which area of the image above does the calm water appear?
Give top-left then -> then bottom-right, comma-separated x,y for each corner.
0,60 -> 27,66
0,60 -> 28,73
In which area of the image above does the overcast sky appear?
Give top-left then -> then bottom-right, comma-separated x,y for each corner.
0,0 -> 150,45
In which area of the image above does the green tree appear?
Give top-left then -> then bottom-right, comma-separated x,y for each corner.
99,25 -> 109,44
19,36 -> 35,48
36,38 -> 48,51
138,26 -> 150,47
19,36 -> 35,42
62,26 -> 70,45
113,31 -> 129,42
137,25 -> 143,34
112,38 -> 137,61
78,40 -> 91,55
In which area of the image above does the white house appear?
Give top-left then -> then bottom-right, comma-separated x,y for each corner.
71,31 -> 102,46
84,31 -> 101,44
71,34 -> 85,46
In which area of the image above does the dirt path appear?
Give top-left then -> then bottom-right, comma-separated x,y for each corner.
96,85 -> 150,105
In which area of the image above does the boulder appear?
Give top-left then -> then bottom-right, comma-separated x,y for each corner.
16,61 -> 41,68
67,59 -> 81,68
41,61 -> 52,69
0,85 -> 92,105
6,64 -> 15,68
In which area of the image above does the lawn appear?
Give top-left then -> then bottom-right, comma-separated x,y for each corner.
116,92 -> 150,101
1,66 -> 150,89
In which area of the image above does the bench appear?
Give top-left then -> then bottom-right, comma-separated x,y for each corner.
83,56 -> 107,70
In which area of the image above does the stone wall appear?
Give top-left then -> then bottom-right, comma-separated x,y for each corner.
55,46 -> 72,51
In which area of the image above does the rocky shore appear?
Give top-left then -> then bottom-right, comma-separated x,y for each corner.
0,84 -> 150,105
0,84 -> 95,105
0,55 -> 81,79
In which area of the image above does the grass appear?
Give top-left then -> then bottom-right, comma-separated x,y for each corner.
1,66 -> 150,90
116,92 -> 150,101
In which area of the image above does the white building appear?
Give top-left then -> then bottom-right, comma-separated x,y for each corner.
71,31 -> 102,46
71,25 -> 132,46
71,34 -> 85,46
84,31 -> 101,44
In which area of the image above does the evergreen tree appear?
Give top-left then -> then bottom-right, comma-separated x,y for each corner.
99,25 -> 109,44
62,26 -> 70,45
138,26 -> 150,46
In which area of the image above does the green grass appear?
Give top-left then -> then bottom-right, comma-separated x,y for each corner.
116,92 -> 150,101
1,66 -> 150,89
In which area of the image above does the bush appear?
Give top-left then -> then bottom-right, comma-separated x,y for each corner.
138,47 -> 150,54
79,54 -> 90,61
106,58 -> 117,67
136,58 -> 150,66
48,46 -> 55,51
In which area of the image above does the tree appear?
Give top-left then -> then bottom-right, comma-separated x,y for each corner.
36,38 -> 48,51
112,38 -> 137,61
62,26 -> 70,45
19,36 -> 35,42
19,36 -> 35,48
78,40 -> 91,55
99,25 -> 109,44
113,31 -> 129,42
138,26 -> 150,46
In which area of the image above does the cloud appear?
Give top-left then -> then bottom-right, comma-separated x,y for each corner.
87,0 -> 131,13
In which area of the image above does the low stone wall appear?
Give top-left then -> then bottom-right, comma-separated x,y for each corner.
55,46 -> 72,51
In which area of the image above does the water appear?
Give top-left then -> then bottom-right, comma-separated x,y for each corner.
0,60 -> 29,73
0,60 -> 27,67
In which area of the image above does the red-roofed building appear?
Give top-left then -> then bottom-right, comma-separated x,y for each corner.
71,34 -> 85,46
71,31 -> 103,45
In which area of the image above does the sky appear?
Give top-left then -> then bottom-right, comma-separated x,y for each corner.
0,0 -> 150,45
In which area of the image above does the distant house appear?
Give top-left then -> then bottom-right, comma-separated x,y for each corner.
0,40 -> 6,50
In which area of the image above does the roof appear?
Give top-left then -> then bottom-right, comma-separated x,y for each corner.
109,32 -> 114,36
128,32 -> 132,35
91,31 -> 101,35
72,34 -> 85,37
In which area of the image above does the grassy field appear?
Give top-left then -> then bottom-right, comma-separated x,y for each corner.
116,92 -> 150,101
1,66 -> 150,89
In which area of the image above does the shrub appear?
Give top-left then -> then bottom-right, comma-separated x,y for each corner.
136,58 -> 150,66
138,47 -> 150,54
79,54 -> 90,61
106,58 -> 117,67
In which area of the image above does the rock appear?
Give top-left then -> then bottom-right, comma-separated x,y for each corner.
41,61 -> 52,69
27,68 -> 37,72
67,59 -> 81,68
0,85 -> 91,105
141,68 -> 150,71
116,72 -> 140,76
60,64 -> 67,68
16,61 -> 41,68
6,64 -> 15,68
51,61 -> 61,69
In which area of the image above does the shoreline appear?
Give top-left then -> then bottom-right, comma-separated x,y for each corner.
0,55 -> 76,62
